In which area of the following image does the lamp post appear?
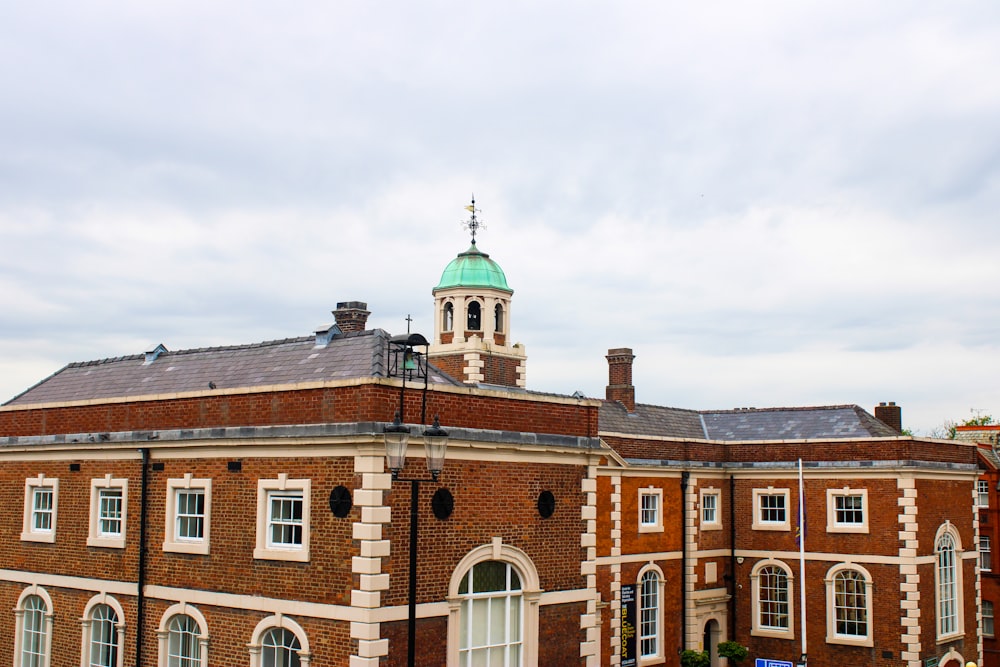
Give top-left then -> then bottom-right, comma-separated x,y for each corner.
384,413 -> 449,667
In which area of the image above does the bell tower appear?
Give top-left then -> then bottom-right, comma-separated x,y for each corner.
428,199 -> 527,388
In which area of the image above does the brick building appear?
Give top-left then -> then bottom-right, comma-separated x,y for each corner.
0,225 -> 983,666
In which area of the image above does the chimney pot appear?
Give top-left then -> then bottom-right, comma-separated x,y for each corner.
874,401 -> 903,434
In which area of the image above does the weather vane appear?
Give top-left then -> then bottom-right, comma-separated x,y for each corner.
462,195 -> 485,244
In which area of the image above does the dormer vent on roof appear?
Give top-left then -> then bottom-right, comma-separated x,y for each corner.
143,344 -> 168,365
333,301 -> 370,333
314,323 -> 343,348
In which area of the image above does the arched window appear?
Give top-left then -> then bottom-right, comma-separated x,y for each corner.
494,304 -> 504,333
458,560 -> 523,665
157,603 -> 209,667
262,628 -> 301,667
248,615 -> 309,667
167,615 -> 201,666
467,302 -> 481,331
937,530 -> 959,637
21,595 -> 48,667
824,563 -> 873,646
443,302 -> 454,332
639,570 -> 660,659
448,541 -> 541,666
88,604 -> 119,667
751,560 -> 793,639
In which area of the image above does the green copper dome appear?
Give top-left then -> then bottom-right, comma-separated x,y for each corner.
435,242 -> 512,292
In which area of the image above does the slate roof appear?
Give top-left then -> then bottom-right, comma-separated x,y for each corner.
599,402 -> 900,441
4,329 -> 461,406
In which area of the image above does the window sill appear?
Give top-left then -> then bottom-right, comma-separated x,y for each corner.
254,547 -> 309,563
87,536 -> 125,549
20,531 -> 55,544
163,540 -> 210,555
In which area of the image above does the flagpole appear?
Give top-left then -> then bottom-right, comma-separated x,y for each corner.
798,457 -> 807,663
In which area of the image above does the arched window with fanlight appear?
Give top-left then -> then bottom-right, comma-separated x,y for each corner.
447,542 -> 541,666
87,604 -> 120,667
157,603 -> 209,667
247,615 -> 309,667
824,563 -> 873,647
13,586 -> 53,667
751,559 -> 793,639
935,523 -> 965,639
458,560 -> 523,666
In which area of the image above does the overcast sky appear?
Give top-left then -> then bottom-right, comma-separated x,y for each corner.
2,2 -> 998,435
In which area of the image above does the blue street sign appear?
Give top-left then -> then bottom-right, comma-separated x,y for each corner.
755,660 -> 794,667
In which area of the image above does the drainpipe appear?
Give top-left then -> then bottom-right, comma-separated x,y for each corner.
729,475 -> 737,641
136,448 -> 150,667
681,470 -> 690,653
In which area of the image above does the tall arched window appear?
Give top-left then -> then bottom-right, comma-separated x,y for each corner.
262,628 -> 300,667
166,615 -> 201,666
443,302 -> 454,332
494,303 -> 504,333
20,595 -> 48,667
759,566 -> 790,630
448,542 -> 541,666
824,563 -> 873,646
639,570 -> 660,659
157,603 -> 209,667
88,604 -> 119,667
458,560 -> 523,666
937,531 -> 959,637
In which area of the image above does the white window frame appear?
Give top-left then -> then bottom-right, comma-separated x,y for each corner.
638,487 -> 663,533
13,585 -> 54,667
824,563 -> 874,647
156,603 -> 210,667
979,480 -> 990,508
750,559 -> 795,640
752,487 -> 790,531
79,594 -> 126,667
637,564 -> 665,665
163,475 -> 212,555
254,474 -> 311,562
88,475 -> 128,549
700,488 -> 721,530
247,615 -> 310,667
21,475 -> 59,544
985,600 -> 995,637
447,540 -> 542,667
981,535 -> 992,572
826,487 -> 869,534
935,523 -> 965,641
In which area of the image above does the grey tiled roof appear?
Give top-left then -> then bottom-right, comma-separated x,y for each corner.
4,329 -> 461,406
600,402 -> 899,441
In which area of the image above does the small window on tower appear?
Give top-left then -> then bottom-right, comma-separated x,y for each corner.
467,302 -> 481,331
443,302 -> 454,332
494,303 -> 504,333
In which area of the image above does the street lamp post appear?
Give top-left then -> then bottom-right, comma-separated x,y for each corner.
384,413 -> 449,667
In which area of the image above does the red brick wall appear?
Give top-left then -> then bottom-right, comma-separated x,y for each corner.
0,382 -> 598,439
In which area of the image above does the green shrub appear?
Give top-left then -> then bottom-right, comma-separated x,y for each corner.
717,640 -> 749,664
680,649 -> 711,667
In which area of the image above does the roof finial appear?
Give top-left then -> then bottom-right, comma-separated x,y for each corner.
462,195 -> 485,245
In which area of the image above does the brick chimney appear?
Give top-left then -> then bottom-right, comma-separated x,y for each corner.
606,348 -> 636,413
875,401 -> 903,433
333,301 -> 370,333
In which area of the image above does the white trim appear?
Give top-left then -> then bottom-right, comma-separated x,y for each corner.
248,614 -> 311,667
163,475 -> 212,555
638,487 -> 663,533
636,563 -> 665,665
752,487 -> 790,531
824,563 -> 874,647
156,603 -> 210,667
447,539 -> 541,667
254,475 -> 311,562
825,487 -> 869,534
87,475 -> 128,549
21,475 -> 58,543
699,487 -> 721,531
79,593 -> 126,667
13,585 -> 54,667
750,559 -> 795,640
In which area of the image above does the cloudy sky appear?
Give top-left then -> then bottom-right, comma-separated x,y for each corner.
2,1 -> 998,435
